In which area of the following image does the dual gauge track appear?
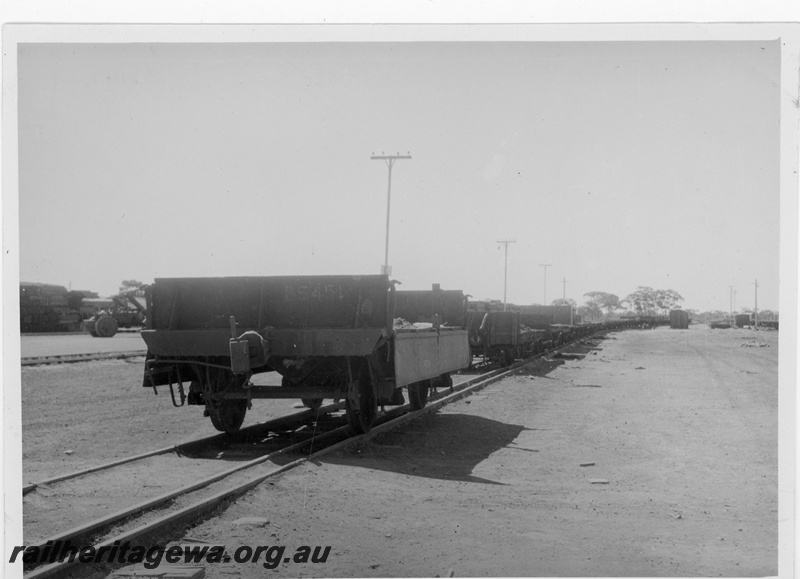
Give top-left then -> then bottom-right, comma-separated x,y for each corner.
20,332 -> 610,579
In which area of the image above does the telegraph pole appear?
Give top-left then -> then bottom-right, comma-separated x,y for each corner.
754,279 -> 759,329
729,285 -> 734,325
371,152 -> 411,275
560,278 -> 573,326
562,277 -> 573,324
497,239 -> 516,311
540,264 -> 552,305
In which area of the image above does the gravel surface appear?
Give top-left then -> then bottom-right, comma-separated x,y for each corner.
21,332 -> 147,358
21,359 -> 288,484
185,326 -> 779,577
17,325 -> 779,577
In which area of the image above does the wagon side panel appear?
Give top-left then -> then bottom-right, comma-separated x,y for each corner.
393,329 -> 470,388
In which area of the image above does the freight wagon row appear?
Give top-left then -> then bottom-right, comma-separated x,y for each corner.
140,275 -> 649,435
19,282 -> 147,336
141,275 -> 469,434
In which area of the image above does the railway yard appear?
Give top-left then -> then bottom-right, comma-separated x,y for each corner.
11,33 -> 790,579
16,323 -> 779,578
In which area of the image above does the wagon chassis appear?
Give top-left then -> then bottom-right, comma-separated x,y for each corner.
143,322 -> 465,435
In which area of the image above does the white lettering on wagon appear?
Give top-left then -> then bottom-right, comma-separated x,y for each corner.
284,284 -> 344,302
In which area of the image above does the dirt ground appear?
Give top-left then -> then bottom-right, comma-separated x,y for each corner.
15,325 -> 780,577
185,326 -> 779,578
20,332 -> 147,359
19,357 -> 288,484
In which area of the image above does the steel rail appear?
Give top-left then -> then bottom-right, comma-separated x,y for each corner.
23,330 -> 609,579
22,402 -> 345,495
21,351 -> 148,366
23,329 -> 600,495
23,330 -> 599,495
20,369 -> 501,579
23,420 -> 352,565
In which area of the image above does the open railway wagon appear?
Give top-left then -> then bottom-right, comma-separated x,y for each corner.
465,309 -> 547,367
466,303 -> 597,367
19,282 -> 94,333
141,275 -> 471,434
393,284 -> 469,328
393,285 -> 470,385
517,304 -> 583,352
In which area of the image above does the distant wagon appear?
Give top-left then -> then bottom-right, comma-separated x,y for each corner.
19,282 -> 89,333
517,304 -> 574,327
465,310 -> 546,366
669,309 -> 689,329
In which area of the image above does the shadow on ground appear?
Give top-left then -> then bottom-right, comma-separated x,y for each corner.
318,413 -> 531,485
177,413 -> 348,461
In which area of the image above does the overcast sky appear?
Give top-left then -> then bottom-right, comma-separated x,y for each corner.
14,33 -> 784,312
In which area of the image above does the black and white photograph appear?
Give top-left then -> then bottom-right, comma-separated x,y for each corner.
3,7 -> 798,579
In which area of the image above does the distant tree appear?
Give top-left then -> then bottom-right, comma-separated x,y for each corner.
583,291 -> 621,316
622,287 -> 657,315
578,303 -> 602,322
759,309 -> 777,321
551,298 -> 577,307
623,287 -> 683,316
698,309 -> 728,322
119,279 -> 144,294
653,289 -> 684,315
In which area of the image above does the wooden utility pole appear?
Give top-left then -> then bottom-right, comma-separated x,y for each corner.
540,264 -> 552,305
754,279 -> 759,329
561,277 -> 573,323
729,285 -> 735,325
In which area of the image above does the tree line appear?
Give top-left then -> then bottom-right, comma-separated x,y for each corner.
553,287 -> 684,322
554,287 -> 777,322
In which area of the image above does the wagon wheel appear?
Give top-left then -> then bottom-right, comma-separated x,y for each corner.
345,363 -> 377,434
437,373 -> 454,393
204,368 -> 248,434
94,316 -> 118,338
500,348 -> 512,367
301,398 -> 323,412
208,399 -> 248,434
408,380 -> 430,410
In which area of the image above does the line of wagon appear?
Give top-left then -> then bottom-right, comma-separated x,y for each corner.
140,274 -> 664,435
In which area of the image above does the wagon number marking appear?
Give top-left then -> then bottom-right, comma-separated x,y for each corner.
284,283 -> 344,302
